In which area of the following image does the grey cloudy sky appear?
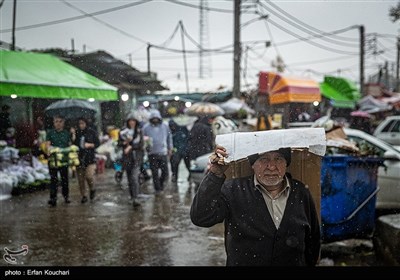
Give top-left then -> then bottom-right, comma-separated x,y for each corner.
1,0 -> 399,92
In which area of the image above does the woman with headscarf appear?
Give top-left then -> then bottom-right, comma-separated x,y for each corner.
118,113 -> 144,208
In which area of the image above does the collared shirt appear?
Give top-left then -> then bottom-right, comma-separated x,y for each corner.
254,175 -> 291,229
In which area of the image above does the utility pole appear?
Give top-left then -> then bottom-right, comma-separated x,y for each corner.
396,37 -> 400,92
385,61 -> 389,88
359,25 -> 365,95
128,54 -> 132,67
71,38 -> 75,54
147,43 -> 151,75
179,21 -> 190,94
233,0 -> 241,98
11,0 -> 17,50
199,0 -> 211,79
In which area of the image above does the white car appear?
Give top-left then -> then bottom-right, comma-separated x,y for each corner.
190,128 -> 400,210
344,128 -> 400,209
373,115 -> 400,147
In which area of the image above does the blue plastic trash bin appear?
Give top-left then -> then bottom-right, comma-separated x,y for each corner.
320,155 -> 383,243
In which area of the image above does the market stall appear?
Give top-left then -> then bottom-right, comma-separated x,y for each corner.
258,71 -> 321,128
0,50 -> 118,197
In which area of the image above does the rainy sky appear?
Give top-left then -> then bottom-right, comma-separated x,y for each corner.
0,0 -> 399,92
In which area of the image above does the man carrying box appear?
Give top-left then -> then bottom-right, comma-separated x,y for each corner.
190,128 -> 323,266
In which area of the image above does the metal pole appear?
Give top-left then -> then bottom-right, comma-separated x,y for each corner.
396,37 -> 400,92
359,25 -> 365,95
147,44 -> 151,75
233,0 -> 241,98
179,21 -> 190,94
11,0 -> 17,50
71,38 -> 75,54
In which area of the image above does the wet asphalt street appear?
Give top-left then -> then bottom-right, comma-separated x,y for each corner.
0,162 -> 385,267
0,164 -> 226,266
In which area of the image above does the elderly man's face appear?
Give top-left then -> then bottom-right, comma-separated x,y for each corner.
252,151 -> 287,187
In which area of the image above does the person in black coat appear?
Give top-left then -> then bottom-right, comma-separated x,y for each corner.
190,145 -> 321,266
168,119 -> 191,183
0,104 -> 12,141
71,118 -> 100,203
186,116 -> 214,161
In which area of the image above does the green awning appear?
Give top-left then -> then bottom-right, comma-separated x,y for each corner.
0,50 -> 118,101
319,76 -> 361,108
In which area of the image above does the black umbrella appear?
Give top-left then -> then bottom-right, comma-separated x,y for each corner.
45,99 -> 97,119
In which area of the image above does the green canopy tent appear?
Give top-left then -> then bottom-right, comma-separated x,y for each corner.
319,76 -> 361,108
0,50 -> 118,100
0,50 -> 119,147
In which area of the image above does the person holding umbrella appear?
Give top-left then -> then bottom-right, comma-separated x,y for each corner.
45,115 -> 72,207
71,117 -> 100,204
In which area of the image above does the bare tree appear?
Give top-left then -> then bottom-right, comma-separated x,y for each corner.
389,2 -> 400,22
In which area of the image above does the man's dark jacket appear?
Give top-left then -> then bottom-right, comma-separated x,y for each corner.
190,172 -> 321,266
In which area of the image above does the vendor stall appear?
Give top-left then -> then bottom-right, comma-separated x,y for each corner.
258,71 -> 321,128
319,76 -> 360,109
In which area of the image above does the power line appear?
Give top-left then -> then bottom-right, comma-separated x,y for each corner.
267,17 -> 359,55
256,4 -> 280,56
264,0 -> 358,42
288,55 -> 357,67
158,22 -> 181,47
165,0 -> 233,13
258,1 -> 359,48
0,0 -> 153,35
60,0 -> 148,44
272,26 -> 359,47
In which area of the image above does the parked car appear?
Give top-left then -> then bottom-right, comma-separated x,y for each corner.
373,115 -> 400,147
190,128 -> 400,209
344,128 -> 400,209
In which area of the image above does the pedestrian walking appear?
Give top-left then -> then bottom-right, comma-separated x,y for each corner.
186,116 -> 214,161
118,113 -> 144,207
168,119 -> 190,183
45,115 -> 72,207
142,110 -> 173,194
190,145 -> 321,266
71,118 -> 100,204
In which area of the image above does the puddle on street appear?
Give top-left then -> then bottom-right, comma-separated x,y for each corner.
0,166 -> 226,266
